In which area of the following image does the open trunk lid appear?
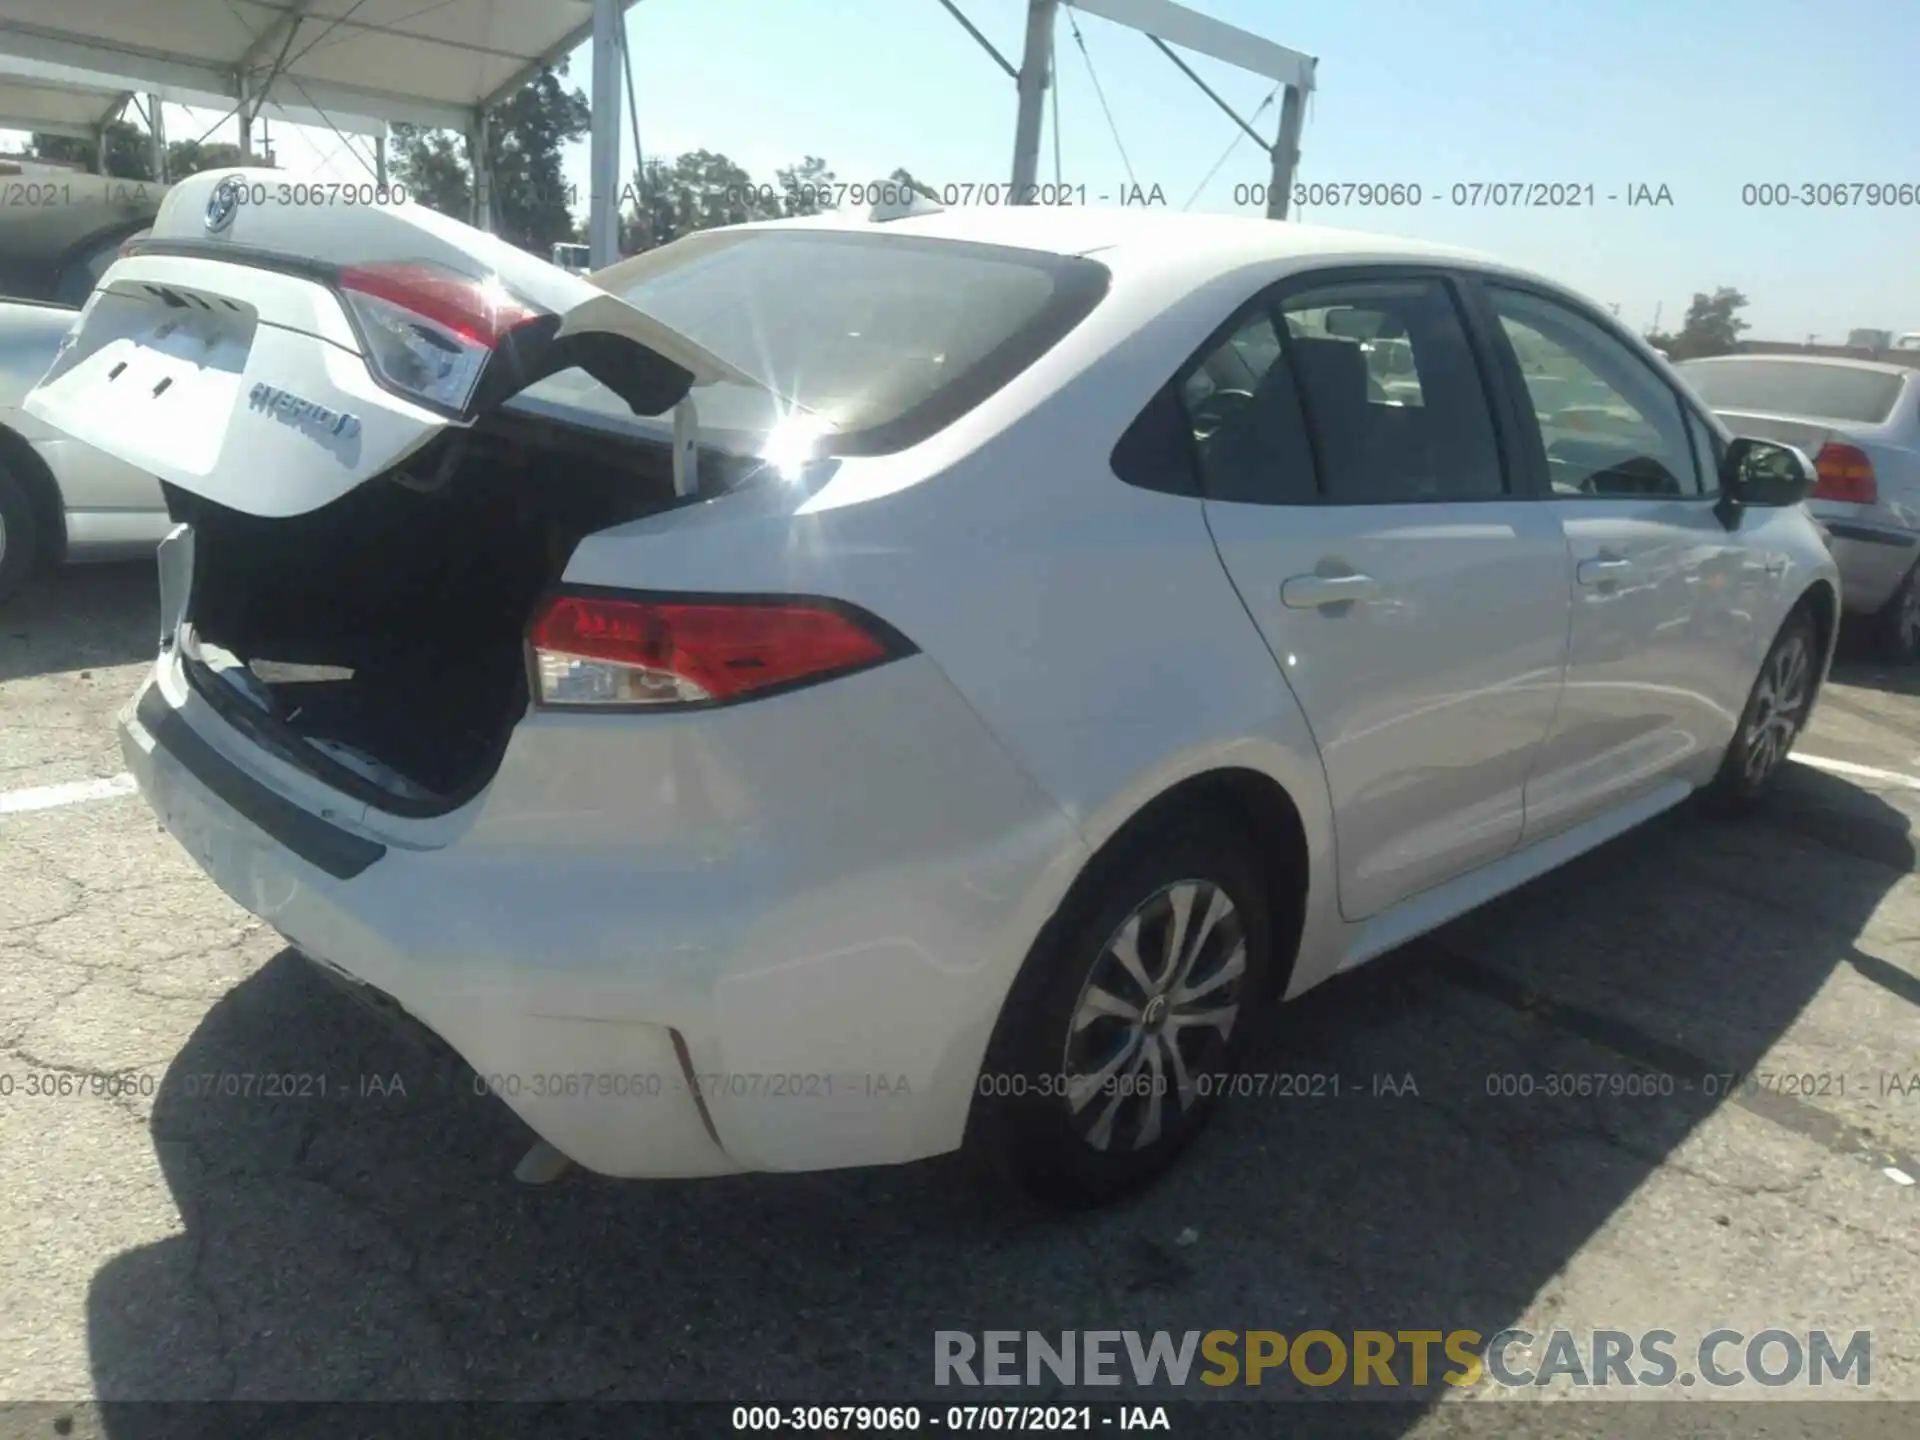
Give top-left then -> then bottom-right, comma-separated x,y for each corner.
24,167 -> 769,517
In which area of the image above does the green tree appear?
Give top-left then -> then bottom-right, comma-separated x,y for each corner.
1649,287 -> 1751,362
389,60 -> 590,252
488,65 -> 590,250
620,149 -> 785,253
30,120 -> 153,180
164,139 -> 253,180
622,156 -> 679,252
775,155 -> 837,216
387,125 -> 470,216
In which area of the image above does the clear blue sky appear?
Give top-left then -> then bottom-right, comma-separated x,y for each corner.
9,0 -> 1918,340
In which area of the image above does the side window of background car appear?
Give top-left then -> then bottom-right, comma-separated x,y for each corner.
1487,286 -> 1702,499
1175,310 -> 1318,504
1277,277 -> 1505,503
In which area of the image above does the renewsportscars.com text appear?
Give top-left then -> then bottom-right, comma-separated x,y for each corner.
933,1328 -> 1871,1390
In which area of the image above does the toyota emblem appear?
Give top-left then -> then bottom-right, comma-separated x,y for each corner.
205,175 -> 244,234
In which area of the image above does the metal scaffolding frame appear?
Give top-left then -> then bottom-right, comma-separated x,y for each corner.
0,0 -> 640,245
4,0 -> 1314,273
943,0 -> 1318,219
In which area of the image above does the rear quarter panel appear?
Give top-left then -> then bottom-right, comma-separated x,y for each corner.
561,259 -> 1348,996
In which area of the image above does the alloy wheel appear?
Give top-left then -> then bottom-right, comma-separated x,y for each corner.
1742,633 -> 1810,786
1060,879 -> 1248,1153
1900,583 -> 1920,654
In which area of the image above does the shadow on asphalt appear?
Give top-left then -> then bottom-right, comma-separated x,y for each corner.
83,765 -> 1911,1436
0,561 -> 157,683
1826,614 -> 1920,698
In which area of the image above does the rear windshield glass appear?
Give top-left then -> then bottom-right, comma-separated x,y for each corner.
520,229 -> 1109,456
1678,359 -> 1905,425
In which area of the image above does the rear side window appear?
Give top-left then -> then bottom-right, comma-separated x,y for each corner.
1279,277 -> 1506,503
564,229 -> 1109,456
1678,359 -> 1905,425
1176,311 -> 1317,504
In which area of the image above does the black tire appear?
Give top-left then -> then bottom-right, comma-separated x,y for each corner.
0,459 -> 40,605
1701,607 -> 1819,815
1873,563 -> 1920,664
969,818 -> 1273,1209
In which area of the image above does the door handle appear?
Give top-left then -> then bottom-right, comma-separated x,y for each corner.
1576,556 -> 1634,586
1281,573 -> 1380,609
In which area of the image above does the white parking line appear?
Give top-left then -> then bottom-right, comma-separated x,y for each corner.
1792,753 -> 1920,792
0,773 -> 138,815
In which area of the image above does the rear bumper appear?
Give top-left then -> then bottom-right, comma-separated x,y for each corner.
119,649 -> 1085,1180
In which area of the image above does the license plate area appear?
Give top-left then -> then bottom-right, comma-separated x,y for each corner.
61,285 -> 258,476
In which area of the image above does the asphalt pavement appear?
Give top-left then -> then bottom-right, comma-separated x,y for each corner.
1,562 -> 1916,1438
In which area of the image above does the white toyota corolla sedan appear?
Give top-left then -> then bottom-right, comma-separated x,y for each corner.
29,170 -> 1837,1206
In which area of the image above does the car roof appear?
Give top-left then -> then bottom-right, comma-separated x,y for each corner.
719,204 -> 1546,289
1681,353 -> 1917,380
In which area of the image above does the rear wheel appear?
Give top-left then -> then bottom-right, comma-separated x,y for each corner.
1702,608 -> 1818,814
1873,563 -> 1920,664
972,820 -> 1273,1208
0,460 -> 40,604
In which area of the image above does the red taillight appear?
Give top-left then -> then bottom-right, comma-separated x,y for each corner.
527,594 -> 906,708
1813,442 -> 1878,504
338,261 -> 538,348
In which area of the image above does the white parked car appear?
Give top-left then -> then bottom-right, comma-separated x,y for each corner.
30,170 -> 1838,1206
0,171 -> 172,599
1677,354 -> 1920,659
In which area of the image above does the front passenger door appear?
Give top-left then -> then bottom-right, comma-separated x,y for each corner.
1477,283 -> 1749,840
1191,272 -> 1572,922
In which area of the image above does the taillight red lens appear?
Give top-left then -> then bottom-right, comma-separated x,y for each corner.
528,594 -> 904,708
338,262 -> 538,348
1813,442 -> 1878,504
338,261 -> 543,412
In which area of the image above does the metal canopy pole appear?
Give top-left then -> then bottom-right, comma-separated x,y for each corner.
1009,0 -> 1058,194
468,110 -> 494,232
588,0 -> 625,267
147,94 -> 167,181
1267,74 -> 1309,220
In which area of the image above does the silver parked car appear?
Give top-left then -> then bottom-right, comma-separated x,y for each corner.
0,169 -> 172,601
1678,354 -> 1920,659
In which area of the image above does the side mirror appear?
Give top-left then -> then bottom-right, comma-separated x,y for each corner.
1717,437 -> 1815,521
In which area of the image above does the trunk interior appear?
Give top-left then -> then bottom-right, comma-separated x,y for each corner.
172,411 -> 699,814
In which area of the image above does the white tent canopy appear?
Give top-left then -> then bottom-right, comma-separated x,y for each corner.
0,54 -> 384,139
0,0 -> 622,135
0,65 -> 131,139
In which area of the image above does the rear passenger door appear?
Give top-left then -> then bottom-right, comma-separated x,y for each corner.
1472,282 -> 1750,839
1188,270 -> 1571,922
